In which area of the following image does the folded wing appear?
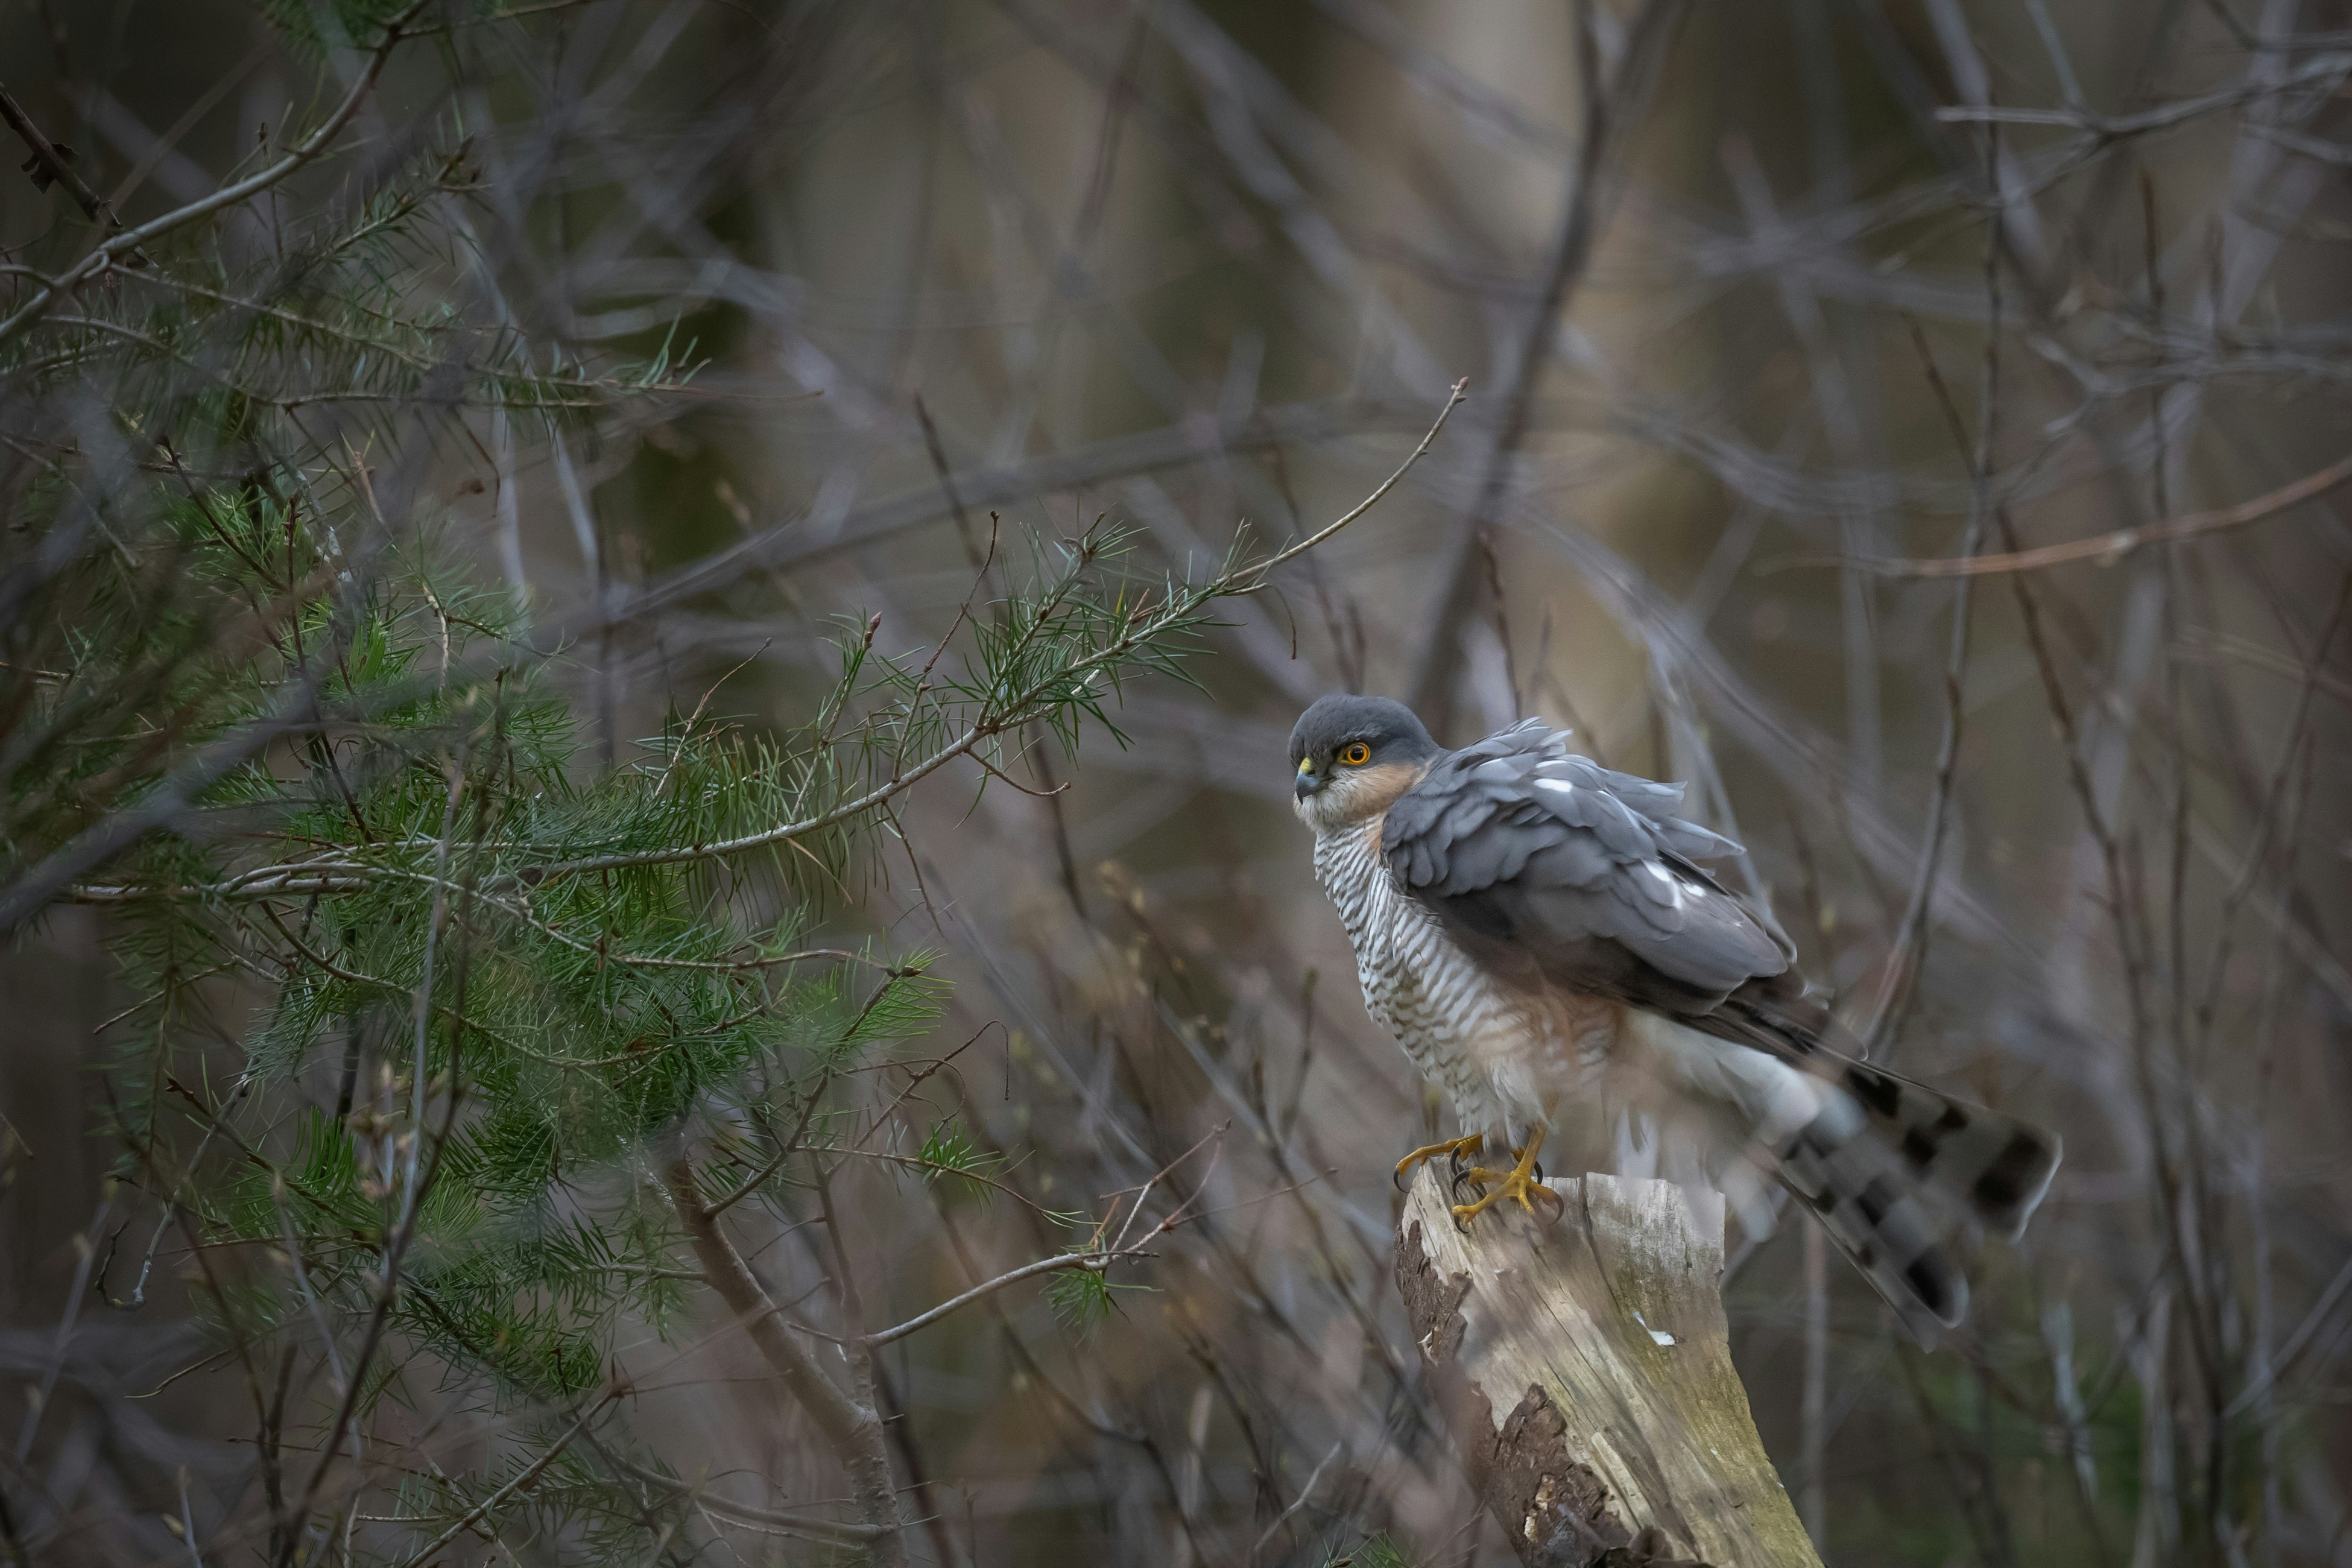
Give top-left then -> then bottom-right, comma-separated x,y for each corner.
1380,719 -> 1795,1023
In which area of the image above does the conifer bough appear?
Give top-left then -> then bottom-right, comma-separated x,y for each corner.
2,192 -> 1461,1560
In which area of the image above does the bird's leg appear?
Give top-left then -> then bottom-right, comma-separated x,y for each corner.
1450,1127 -> 1564,1227
1393,1133 -> 1484,1190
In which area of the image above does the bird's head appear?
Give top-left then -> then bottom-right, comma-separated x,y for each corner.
1288,694 -> 1440,832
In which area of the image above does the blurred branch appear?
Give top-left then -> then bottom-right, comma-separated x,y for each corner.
0,80 -> 127,235
1827,448 -> 2352,578
1932,53 -> 2351,137
1407,0 -> 1689,727
1867,200 -> 2002,1050
2243,119 -> 2352,163
663,1158 -> 908,1559
0,0 -> 431,347
2228,1248 -> 2352,1419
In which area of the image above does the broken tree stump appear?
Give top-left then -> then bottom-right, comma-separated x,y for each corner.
1396,1166 -> 1823,1568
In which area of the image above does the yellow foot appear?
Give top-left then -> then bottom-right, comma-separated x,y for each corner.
1393,1134 -> 1484,1190
1449,1129 -> 1563,1227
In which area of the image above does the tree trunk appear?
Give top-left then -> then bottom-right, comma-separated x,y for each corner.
1395,1166 -> 1823,1568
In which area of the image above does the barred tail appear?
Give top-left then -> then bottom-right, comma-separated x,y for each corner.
1776,1066 -> 2061,1343
1630,1010 -> 2061,1341
1835,1061 -> 2061,1240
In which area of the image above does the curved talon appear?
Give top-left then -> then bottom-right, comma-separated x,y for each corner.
1393,1133 -> 1484,1192
1447,1130 -> 1556,1227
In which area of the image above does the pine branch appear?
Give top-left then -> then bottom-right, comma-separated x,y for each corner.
531,378 -> 1466,879
384,1395 -> 617,1568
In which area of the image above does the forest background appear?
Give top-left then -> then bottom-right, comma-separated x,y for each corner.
1,1 -> 2349,1565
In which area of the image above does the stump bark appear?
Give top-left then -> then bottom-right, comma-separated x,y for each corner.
1395,1166 -> 1824,1568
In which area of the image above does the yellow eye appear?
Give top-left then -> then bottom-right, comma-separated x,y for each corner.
1339,742 -> 1371,766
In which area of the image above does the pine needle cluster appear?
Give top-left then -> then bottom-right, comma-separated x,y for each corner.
25,463 -> 1294,1561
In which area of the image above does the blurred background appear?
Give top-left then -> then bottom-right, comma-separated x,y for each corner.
4,0 -> 2350,1563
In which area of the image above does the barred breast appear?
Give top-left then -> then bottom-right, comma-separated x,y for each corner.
1312,818 -> 1579,1137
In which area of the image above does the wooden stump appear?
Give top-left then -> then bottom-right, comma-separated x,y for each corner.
1395,1166 -> 1823,1568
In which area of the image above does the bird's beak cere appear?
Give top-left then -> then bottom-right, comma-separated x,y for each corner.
1294,757 -> 1321,799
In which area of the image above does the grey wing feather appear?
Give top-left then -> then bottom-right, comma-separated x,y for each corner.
1382,720 -> 1793,1018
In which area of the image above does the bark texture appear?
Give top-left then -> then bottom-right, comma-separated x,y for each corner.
1396,1167 -> 1822,1568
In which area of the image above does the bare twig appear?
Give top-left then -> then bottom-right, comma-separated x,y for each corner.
861,1247 -> 1155,1349
0,79 -> 130,238
1829,449 -> 2352,579
665,1157 -> 912,1566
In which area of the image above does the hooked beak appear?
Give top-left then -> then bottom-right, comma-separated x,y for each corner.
1294,758 -> 1321,799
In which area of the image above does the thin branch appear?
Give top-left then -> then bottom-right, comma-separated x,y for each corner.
704,1068 -> 833,1219
1867,166 -> 2000,1051
2228,1247 -> 2352,1418
861,1247 -> 1154,1349
664,1158 -> 911,1564
1931,54 -> 2351,138
530,380 -> 1464,879
0,0 -> 433,348
0,78 -> 131,238
1831,448 -> 2352,578
384,1396 -> 616,1568
1236,378 -> 1468,586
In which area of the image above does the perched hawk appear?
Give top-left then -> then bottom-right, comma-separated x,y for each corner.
1289,694 -> 2058,1338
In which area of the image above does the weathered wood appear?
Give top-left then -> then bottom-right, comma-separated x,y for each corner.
1396,1167 -> 1823,1568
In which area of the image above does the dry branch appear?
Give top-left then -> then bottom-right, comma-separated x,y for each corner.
0,79 -> 126,233
1833,447 -> 2352,579
663,1159 -> 905,1560
1396,1166 -> 1821,1568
